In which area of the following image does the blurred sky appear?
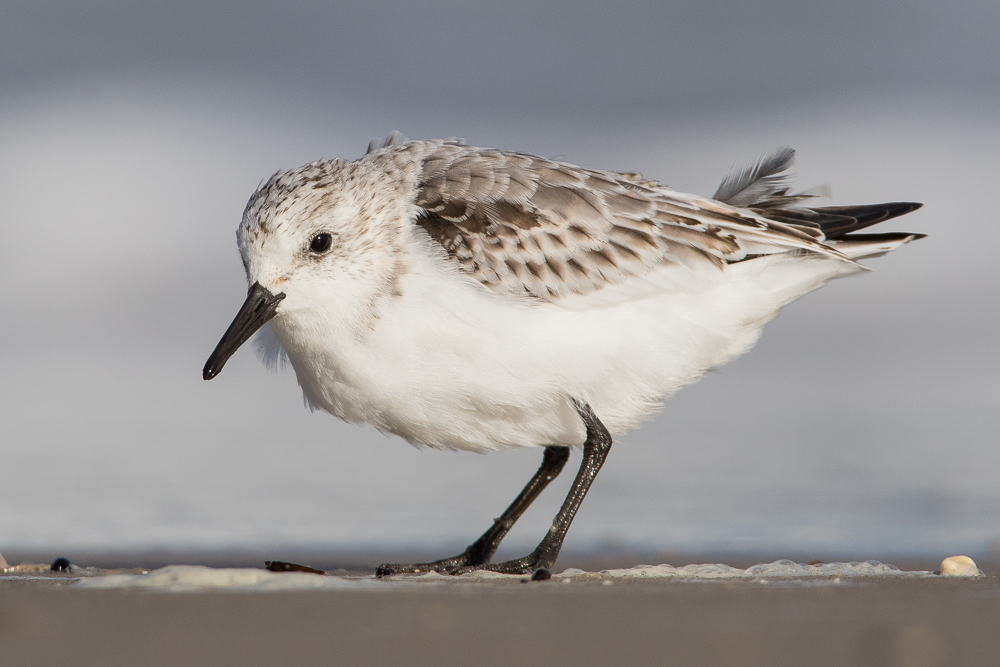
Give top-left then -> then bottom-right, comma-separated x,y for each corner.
1,0 -> 998,559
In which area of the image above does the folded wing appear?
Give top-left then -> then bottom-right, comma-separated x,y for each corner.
375,140 -> 920,300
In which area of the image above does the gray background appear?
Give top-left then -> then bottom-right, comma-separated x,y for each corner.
1,1 -> 997,560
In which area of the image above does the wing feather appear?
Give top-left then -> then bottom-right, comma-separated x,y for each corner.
383,140 -> 851,301
712,146 -> 798,208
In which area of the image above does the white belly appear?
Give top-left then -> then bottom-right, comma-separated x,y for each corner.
271,251 -> 862,452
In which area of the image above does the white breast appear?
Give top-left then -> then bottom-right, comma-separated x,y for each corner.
270,238 -> 863,453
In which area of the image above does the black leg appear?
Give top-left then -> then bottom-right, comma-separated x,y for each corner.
451,401 -> 612,575
376,445 -> 570,577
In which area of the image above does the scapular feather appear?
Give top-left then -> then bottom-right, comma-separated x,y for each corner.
366,130 -> 410,155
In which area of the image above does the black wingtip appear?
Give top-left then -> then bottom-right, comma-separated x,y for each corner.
812,201 -> 924,239
891,202 -> 923,215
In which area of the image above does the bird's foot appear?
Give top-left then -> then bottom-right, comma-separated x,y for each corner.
375,553 -> 476,578
377,547 -> 557,578
447,549 -> 553,576
265,560 -> 326,575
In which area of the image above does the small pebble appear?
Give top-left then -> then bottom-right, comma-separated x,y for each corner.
50,557 -> 71,572
939,555 -> 979,576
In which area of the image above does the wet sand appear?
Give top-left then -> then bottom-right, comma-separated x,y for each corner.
3,551 -> 999,667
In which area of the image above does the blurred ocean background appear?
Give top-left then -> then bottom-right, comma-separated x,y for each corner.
1,1 -> 998,561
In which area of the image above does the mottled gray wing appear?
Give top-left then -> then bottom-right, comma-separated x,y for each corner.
398,141 -> 844,300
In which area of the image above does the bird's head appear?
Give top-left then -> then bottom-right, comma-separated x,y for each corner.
203,156 -> 413,380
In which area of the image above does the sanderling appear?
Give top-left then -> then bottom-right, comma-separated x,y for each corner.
204,133 -> 923,576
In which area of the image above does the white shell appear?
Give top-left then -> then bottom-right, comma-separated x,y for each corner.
939,555 -> 980,576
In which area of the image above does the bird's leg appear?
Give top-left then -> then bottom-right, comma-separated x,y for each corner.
450,401 -> 612,576
375,445 -> 570,577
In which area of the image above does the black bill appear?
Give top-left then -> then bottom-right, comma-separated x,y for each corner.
203,282 -> 286,380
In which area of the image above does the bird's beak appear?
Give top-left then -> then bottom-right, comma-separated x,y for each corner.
203,282 -> 286,380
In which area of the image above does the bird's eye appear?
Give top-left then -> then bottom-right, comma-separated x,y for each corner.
310,233 -> 333,253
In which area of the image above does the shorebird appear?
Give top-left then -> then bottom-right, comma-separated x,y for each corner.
203,133 -> 923,576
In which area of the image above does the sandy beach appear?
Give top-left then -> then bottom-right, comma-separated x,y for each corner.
3,551 -> 999,667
